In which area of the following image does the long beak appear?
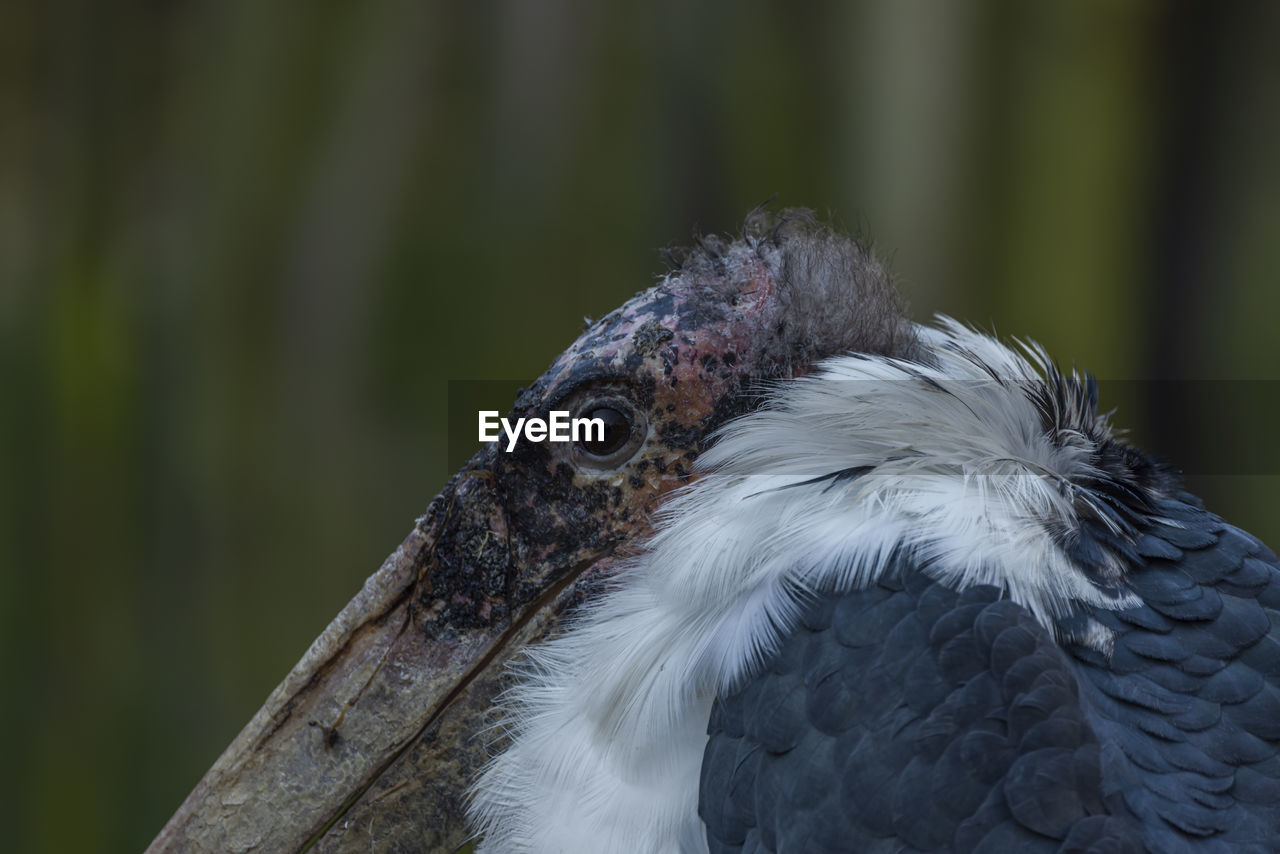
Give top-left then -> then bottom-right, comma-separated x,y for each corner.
148,451 -> 614,853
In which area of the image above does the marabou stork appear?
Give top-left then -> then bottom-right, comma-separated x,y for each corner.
152,211 -> 1280,853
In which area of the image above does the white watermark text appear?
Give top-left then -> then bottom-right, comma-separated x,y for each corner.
478,410 -> 605,452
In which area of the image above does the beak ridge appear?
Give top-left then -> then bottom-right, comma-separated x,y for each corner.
148,467 -> 516,853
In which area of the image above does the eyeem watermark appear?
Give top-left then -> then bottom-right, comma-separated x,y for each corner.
479,410 -> 604,452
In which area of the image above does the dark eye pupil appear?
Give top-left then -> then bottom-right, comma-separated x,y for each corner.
579,406 -> 630,456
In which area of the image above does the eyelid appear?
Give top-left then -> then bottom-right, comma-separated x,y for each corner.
543,372 -> 629,414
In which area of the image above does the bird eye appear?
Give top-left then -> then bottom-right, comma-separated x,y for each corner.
577,406 -> 631,456
571,399 -> 645,468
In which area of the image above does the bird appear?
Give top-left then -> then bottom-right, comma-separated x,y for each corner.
151,210 -> 1280,854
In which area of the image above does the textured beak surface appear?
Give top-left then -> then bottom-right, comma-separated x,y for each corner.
149,227 -> 857,853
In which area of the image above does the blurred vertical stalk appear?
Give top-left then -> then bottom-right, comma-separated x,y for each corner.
1143,0 -> 1280,543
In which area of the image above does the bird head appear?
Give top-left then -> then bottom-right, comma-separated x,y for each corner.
149,211 -> 917,852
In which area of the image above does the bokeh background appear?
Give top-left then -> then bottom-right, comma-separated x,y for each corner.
3,1 -> 1279,850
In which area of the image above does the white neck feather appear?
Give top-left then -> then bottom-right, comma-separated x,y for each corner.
468,319 -> 1138,853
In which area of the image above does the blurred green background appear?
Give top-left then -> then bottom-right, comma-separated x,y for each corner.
2,1 -> 1279,851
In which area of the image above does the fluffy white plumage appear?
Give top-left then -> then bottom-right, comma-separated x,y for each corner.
468,319 -> 1142,853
